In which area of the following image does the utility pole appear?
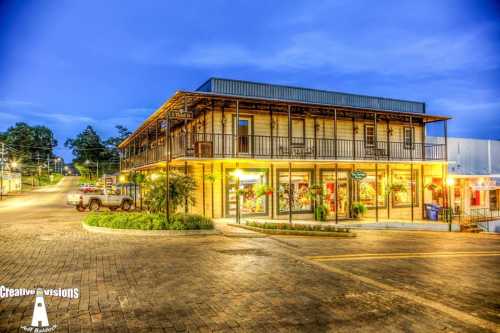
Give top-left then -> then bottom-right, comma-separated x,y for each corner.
0,142 -> 4,200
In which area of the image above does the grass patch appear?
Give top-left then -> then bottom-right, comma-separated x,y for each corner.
246,220 -> 351,233
84,212 -> 214,231
22,173 -> 63,189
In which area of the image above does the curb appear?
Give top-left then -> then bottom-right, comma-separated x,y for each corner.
229,224 -> 356,237
81,222 -> 221,236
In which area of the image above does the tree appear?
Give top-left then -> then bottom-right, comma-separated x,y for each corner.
65,125 -> 131,176
0,122 -> 58,175
144,172 -> 197,214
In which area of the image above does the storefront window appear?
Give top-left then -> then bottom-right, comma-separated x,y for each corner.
278,170 -> 312,213
358,170 -> 386,208
321,171 -> 349,218
391,170 -> 418,207
227,169 -> 267,216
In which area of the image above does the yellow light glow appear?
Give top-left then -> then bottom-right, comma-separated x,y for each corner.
232,169 -> 244,179
446,177 -> 455,186
150,173 -> 160,181
119,175 -> 127,183
10,161 -> 18,168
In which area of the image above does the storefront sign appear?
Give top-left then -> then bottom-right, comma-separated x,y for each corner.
351,170 -> 367,181
168,109 -> 193,120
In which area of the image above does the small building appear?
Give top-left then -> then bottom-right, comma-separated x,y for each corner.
119,78 -> 450,222
0,168 -> 22,195
429,136 -> 500,215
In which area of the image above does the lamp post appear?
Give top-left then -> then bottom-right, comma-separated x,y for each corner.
446,176 -> 455,232
233,169 -> 243,224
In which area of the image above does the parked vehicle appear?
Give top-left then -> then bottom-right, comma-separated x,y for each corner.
67,188 -> 133,212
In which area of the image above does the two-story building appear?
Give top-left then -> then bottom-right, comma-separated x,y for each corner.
119,78 -> 450,223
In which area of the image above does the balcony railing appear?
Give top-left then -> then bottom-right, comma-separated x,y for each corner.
121,133 -> 446,170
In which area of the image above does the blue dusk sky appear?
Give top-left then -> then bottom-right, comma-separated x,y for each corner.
0,0 -> 499,161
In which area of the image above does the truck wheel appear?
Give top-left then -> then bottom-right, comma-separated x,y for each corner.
109,207 -> 117,211
121,200 -> 132,211
89,200 -> 101,212
76,205 -> 86,212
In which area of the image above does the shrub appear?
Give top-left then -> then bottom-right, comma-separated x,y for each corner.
84,212 -> 213,230
351,202 -> 367,219
245,220 -> 349,233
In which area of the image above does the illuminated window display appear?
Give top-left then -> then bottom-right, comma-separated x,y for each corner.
391,170 -> 418,207
227,169 -> 267,216
358,170 -> 386,208
321,171 -> 349,218
278,170 -> 313,213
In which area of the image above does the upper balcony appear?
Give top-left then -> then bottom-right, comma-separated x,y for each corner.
121,132 -> 446,170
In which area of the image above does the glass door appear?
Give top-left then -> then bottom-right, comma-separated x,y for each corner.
234,117 -> 252,154
322,171 -> 349,218
227,170 -> 267,216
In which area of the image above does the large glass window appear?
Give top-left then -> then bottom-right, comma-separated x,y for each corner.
403,127 -> 415,149
278,170 -> 312,213
321,171 -> 349,218
358,170 -> 386,208
227,169 -> 267,216
391,170 -> 418,207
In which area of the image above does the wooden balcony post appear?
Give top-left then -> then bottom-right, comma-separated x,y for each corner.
270,105 -> 274,158
410,116 -> 413,162
374,113 -> 378,161
334,108 -> 338,159
221,104 -> 225,158
352,117 -> 356,160
165,110 -> 170,222
444,120 -> 448,162
236,100 -> 240,158
288,105 -> 292,224
386,119 -> 391,161
183,96 -> 188,156
421,119 -> 426,160
375,162 -> 379,222
313,118 -> 317,159
335,163 -> 338,224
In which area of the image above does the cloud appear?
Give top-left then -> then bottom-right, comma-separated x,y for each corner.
179,27 -> 498,76
0,100 -> 95,124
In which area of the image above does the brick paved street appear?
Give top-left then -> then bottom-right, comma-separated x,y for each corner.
0,177 -> 499,332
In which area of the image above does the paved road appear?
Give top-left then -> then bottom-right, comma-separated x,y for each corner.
0,177 -> 499,332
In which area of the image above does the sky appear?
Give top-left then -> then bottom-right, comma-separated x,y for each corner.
0,0 -> 499,161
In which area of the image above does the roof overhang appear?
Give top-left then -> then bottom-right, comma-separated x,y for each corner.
119,90 -> 451,148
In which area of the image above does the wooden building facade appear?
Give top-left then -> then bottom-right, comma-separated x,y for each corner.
119,78 -> 450,222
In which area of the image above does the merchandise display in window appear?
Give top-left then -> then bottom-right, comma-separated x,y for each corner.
227,170 -> 267,216
391,170 -> 418,207
278,171 -> 312,213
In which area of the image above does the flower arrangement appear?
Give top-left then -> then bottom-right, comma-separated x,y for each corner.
254,184 -> 273,197
351,202 -> 367,219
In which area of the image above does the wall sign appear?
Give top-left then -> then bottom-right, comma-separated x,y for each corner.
168,109 -> 193,120
351,170 -> 367,181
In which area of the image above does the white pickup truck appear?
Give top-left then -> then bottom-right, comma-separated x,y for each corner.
67,189 -> 134,212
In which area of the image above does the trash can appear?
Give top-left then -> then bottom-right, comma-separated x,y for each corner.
425,204 -> 440,221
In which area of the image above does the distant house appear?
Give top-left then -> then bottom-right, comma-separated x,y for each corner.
429,136 -> 500,213
119,78 -> 450,222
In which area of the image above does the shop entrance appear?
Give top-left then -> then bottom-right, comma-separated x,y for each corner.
226,169 -> 268,217
321,171 -> 350,218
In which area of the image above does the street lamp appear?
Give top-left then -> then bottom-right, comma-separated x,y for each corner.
446,176 -> 455,231
232,169 -> 243,224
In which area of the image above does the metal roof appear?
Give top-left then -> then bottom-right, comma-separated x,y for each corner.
197,77 -> 425,114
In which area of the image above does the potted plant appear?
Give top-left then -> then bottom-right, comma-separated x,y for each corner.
254,184 -> 273,198
351,202 -> 367,219
204,174 -> 217,183
314,204 -> 328,221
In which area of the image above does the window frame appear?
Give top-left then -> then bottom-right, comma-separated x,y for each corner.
364,124 -> 376,148
403,126 -> 415,150
276,169 -> 314,214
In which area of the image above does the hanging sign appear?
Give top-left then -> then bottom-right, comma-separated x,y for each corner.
351,170 -> 367,181
168,109 -> 193,120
